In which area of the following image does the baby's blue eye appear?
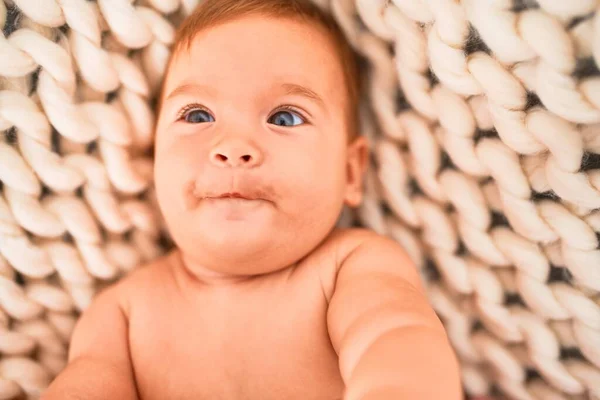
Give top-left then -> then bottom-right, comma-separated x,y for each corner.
183,109 -> 215,123
268,110 -> 305,127
179,107 -> 304,126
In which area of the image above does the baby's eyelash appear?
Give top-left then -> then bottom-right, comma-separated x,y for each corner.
176,103 -> 211,120
273,105 -> 309,121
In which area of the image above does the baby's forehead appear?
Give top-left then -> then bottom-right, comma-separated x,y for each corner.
163,17 -> 346,99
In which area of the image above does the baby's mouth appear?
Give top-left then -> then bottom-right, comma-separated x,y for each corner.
208,192 -> 257,201
183,178 -> 277,211
203,194 -> 267,218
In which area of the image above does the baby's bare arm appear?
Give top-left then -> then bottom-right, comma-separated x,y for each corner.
327,232 -> 462,400
41,283 -> 139,400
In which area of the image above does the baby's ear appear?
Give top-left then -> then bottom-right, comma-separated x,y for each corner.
344,135 -> 369,208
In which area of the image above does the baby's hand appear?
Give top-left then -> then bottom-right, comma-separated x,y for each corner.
326,231 -> 462,400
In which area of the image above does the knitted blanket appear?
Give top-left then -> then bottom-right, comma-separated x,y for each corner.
0,0 -> 599,399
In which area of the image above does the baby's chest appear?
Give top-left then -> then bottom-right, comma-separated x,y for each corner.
128,276 -> 344,399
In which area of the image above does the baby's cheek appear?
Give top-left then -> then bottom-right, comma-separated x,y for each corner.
284,163 -> 345,221
154,147 -> 196,211
157,138 -> 203,177
286,156 -> 335,194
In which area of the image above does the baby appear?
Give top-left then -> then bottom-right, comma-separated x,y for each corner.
42,0 -> 461,399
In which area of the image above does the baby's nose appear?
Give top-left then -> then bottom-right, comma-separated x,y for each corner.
209,139 -> 263,168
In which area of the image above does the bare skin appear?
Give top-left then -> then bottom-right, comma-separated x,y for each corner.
113,229 -> 359,400
42,15 -> 461,400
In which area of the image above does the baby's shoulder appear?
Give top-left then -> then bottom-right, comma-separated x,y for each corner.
316,227 -> 393,263
311,227 -> 400,295
103,252 -> 176,310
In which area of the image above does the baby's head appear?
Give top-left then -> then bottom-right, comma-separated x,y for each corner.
154,0 -> 368,276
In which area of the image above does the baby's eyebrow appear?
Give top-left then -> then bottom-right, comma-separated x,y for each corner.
280,83 -> 325,109
166,82 -> 216,101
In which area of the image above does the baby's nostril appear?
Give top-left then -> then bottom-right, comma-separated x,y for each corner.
241,155 -> 251,162
216,154 -> 228,162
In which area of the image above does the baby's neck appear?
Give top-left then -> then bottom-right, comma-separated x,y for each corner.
167,249 -> 292,288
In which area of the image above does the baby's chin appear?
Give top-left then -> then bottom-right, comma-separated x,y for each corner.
181,231 -> 291,277
204,217 -> 274,250
166,197 -> 339,276
196,198 -> 278,244
170,207 -> 288,274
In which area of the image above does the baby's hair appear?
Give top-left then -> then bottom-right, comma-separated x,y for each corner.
157,0 -> 362,139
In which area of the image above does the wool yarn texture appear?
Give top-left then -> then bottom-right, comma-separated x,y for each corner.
0,0 -> 599,399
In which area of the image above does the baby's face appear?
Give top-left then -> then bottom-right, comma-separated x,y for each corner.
154,15 -> 366,276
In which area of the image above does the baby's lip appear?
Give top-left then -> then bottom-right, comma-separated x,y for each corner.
187,176 -> 277,206
209,192 -> 258,200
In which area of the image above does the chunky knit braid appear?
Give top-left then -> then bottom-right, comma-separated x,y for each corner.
0,1 -> 599,399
